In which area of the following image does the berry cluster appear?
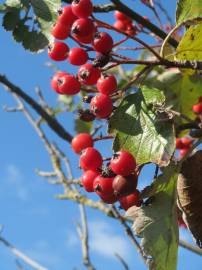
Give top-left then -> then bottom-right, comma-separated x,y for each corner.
176,137 -> 193,158
71,133 -> 141,210
113,11 -> 138,35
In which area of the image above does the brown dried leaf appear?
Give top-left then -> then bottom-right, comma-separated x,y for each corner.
177,150 -> 202,248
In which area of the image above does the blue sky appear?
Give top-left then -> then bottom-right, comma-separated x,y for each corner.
0,0 -> 202,269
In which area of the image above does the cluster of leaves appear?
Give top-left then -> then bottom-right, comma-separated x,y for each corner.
0,0 -> 61,52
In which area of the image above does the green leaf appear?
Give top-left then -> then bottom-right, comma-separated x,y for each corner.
5,0 -> 21,8
127,164 -> 179,270
110,86 -> 175,166
155,70 -> 202,121
21,30 -> 49,52
75,118 -> 92,134
2,9 -> 20,31
30,0 -> 54,21
176,24 -> 202,60
176,0 -> 202,25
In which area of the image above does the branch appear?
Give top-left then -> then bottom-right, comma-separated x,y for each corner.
179,239 -> 202,256
0,236 -> 48,270
76,205 -> 96,270
0,74 -> 73,143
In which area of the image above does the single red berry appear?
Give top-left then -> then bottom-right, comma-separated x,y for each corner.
80,147 -> 103,171
81,170 -> 99,192
73,32 -> 94,44
48,42 -> 69,61
119,190 -> 141,211
51,22 -> 70,40
99,193 -> 118,204
58,74 -> 81,95
97,74 -> 117,96
51,71 -> 67,94
181,137 -> 192,148
93,175 -> 114,195
176,138 -> 184,149
113,173 -> 138,197
71,133 -> 93,154
68,47 -> 88,66
58,6 -> 77,26
72,18 -> 95,38
110,150 -> 136,176
72,0 -> 93,18
114,11 -> 131,23
113,20 -> 127,32
78,64 -> 101,85
92,32 -> 114,54
192,102 -> 202,114
90,94 -> 113,119
179,148 -> 190,158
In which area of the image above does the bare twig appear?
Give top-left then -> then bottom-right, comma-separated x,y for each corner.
0,236 -> 48,270
76,205 -> 96,270
179,239 -> 202,256
115,253 -> 129,270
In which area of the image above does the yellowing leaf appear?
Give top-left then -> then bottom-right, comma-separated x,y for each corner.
176,0 -> 202,25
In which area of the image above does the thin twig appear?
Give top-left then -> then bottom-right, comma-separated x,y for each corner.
115,253 -> 129,270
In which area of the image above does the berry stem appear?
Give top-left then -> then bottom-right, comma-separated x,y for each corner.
93,135 -> 114,142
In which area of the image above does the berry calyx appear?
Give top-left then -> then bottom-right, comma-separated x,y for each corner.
110,150 -> 136,176
72,0 -> 93,18
80,147 -> 103,170
51,22 -> 70,40
97,74 -> 117,95
58,74 -> 81,95
71,133 -> 94,154
113,174 -> 138,197
92,32 -> 114,54
78,109 -> 96,122
81,170 -> 99,192
58,6 -> 77,26
90,94 -> 113,119
48,42 -> 69,61
93,175 -> 114,195
119,190 -> 141,211
68,47 -> 88,66
78,64 -> 101,85
51,71 -> 67,94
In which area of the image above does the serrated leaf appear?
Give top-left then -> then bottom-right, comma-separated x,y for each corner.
2,9 -> 20,31
12,22 -> 29,42
22,30 -> 49,52
110,86 -> 175,166
30,0 -> 53,21
156,70 -> 202,121
176,0 -> 202,25
176,24 -> 202,61
75,118 -> 92,134
127,164 -> 179,270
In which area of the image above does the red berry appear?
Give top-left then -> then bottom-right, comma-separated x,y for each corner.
78,64 -> 101,85
51,71 -> 67,94
93,175 -> 114,195
58,6 -> 77,26
51,22 -> 70,40
68,47 -> 88,66
81,170 -> 99,192
179,148 -> 190,157
110,150 -> 136,176
74,32 -> 94,44
58,74 -> 81,95
192,102 -> 202,114
181,137 -> 192,148
113,20 -> 127,32
119,190 -> 140,211
72,18 -> 95,38
113,174 -> 138,197
114,11 -> 131,23
97,74 -> 117,95
92,32 -> 114,53
71,133 -> 93,154
80,147 -> 102,170
99,193 -> 118,204
90,94 -> 113,119
176,138 -> 184,149
48,42 -> 69,61
72,0 -> 93,18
